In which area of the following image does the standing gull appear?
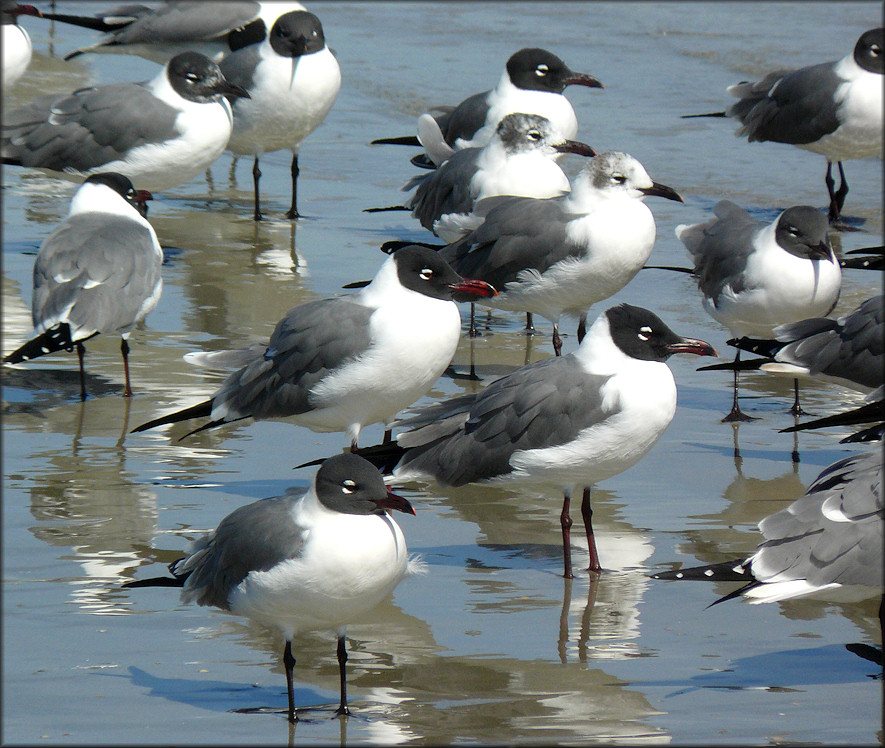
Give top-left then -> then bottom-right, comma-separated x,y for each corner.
131,246 -> 496,448
439,151 -> 683,354
220,9 -> 341,220
348,304 -> 716,578
689,28 -> 883,225
1,50 -> 250,191
124,452 -> 420,723
3,173 -> 161,400
677,200 -> 841,420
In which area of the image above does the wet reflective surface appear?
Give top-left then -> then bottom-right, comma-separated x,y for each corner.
3,2 -> 882,743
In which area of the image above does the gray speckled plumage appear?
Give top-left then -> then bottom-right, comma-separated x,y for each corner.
395,354 -> 613,486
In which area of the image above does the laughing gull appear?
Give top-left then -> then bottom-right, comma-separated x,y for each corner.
689,28 -> 884,225
220,9 -> 341,220
677,200 -> 842,421
2,51 -> 250,191
131,246 -> 496,448
652,451 -> 883,639
2,1 -> 41,88
3,173 -> 161,400
368,113 -> 597,242
438,151 -> 684,355
349,304 -> 716,578
124,452 -> 420,723
372,47 -> 603,168
710,296 -> 883,406
41,1 -> 308,63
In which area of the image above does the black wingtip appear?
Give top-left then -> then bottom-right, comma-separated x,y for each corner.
370,135 -> 422,146
130,400 -> 214,434
697,357 -> 768,372
363,205 -> 411,213
121,576 -> 184,589
681,111 -> 727,119
3,324 -> 87,364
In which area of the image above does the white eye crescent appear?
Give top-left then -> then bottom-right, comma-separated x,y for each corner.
419,268 -> 433,280
535,63 -> 549,76
638,325 -> 652,341
342,479 -> 357,494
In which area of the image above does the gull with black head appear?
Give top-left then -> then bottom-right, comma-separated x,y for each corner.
372,47 -> 603,168
1,50 -> 250,191
677,200 -> 841,421
124,452 -> 420,723
3,173 -> 161,400
40,1 -> 308,63
132,246 -> 496,448
347,304 -> 716,578
220,9 -> 341,220
437,151 -> 684,354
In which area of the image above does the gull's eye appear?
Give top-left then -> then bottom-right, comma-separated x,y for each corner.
527,129 -> 541,141
870,43 -> 881,56
612,173 -> 627,185
638,325 -> 652,341
342,479 -> 357,494
127,189 -> 137,200
185,72 -> 200,82
419,268 -> 434,280
535,63 -> 549,76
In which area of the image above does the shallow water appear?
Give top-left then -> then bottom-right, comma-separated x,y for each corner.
2,2 -> 882,744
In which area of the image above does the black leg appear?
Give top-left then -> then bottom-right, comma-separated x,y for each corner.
120,338 -> 132,397
76,341 -> 87,401
285,153 -> 300,220
252,156 -> 263,222
722,348 -> 757,422
524,312 -> 535,335
334,635 -> 350,717
580,487 -> 601,573
788,377 -> 808,416
577,313 -> 587,344
833,161 -> 849,218
283,640 -> 297,723
560,492 -> 574,579
468,302 -> 479,337
552,324 -> 563,357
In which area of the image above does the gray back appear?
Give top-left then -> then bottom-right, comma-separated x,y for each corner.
177,489 -> 306,610
728,62 -> 841,145
214,295 -> 374,419
398,354 -> 614,486
32,213 -> 161,334
2,83 -> 180,171
440,196 -> 579,290
753,451 -> 882,588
